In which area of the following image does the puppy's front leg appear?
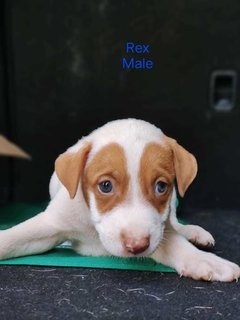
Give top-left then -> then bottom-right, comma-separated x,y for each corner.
172,222 -> 215,248
0,210 -> 65,260
151,228 -> 240,282
169,190 -> 215,247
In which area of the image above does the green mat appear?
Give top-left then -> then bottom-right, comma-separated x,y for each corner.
0,203 -> 175,272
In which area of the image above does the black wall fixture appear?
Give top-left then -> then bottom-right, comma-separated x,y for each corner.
1,0 -> 240,210
210,70 -> 237,112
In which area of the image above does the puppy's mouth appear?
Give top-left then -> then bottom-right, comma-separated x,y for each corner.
113,244 -> 157,258
121,249 -> 153,258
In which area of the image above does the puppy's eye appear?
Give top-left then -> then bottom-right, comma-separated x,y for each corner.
98,180 -> 113,194
154,181 -> 168,195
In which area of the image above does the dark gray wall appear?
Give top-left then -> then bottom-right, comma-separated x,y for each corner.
0,1 -> 12,203
1,0 -> 240,209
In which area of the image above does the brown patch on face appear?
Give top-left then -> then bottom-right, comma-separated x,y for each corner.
82,143 -> 129,213
139,143 -> 175,213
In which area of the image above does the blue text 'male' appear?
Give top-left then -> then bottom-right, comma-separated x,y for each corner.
122,57 -> 153,69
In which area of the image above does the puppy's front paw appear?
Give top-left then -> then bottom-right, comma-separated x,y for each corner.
185,225 -> 215,248
179,253 -> 240,282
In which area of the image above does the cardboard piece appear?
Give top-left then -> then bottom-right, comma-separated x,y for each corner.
0,135 -> 30,159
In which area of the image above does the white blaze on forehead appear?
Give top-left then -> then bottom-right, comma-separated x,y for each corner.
124,142 -> 149,201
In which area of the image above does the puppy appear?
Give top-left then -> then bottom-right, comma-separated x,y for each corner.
0,119 -> 239,282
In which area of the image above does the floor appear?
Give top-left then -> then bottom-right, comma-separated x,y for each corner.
0,209 -> 239,320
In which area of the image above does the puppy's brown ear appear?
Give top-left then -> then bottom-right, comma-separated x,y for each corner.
165,137 -> 198,197
55,143 -> 91,199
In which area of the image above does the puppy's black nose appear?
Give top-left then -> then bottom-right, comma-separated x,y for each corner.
122,235 -> 150,254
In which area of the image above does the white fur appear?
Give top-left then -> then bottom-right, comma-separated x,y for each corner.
0,118 -> 239,282
90,191 -> 168,257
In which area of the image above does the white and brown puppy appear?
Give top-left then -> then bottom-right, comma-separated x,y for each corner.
0,119 -> 239,282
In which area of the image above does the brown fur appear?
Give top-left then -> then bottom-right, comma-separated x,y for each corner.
83,143 -> 129,213
164,137 -> 198,197
139,143 -> 175,213
55,143 -> 92,199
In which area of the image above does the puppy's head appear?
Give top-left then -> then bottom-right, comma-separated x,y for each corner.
55,119 -> 197,257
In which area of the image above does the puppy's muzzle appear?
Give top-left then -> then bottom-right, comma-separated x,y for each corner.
122,234 -> 150,254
